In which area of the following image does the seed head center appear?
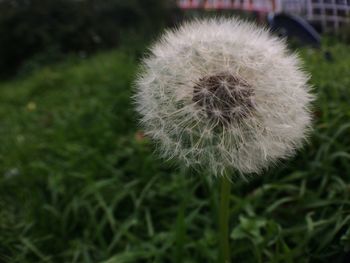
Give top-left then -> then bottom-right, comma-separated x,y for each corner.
193,73 -> 254,124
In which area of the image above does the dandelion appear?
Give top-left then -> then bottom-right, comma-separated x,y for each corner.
26,101 -> 37,111
135,18 -> 313,177
134,17 -> 314,262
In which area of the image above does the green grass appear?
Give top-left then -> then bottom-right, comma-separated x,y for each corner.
1,44 -> 350,263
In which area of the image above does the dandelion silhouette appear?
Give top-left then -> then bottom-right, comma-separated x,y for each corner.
134,17 -> 314,262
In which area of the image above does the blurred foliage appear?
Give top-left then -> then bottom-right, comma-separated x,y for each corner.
0,43 -> 350,262
0,0 -> 178,78
337,23 -> 350,45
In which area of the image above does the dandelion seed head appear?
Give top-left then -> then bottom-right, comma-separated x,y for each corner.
134,18 -> 314,177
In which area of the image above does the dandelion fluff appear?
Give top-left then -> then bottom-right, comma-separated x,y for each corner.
134,18 -> 313,177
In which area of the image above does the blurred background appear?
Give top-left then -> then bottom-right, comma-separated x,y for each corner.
0,0 -> 350,262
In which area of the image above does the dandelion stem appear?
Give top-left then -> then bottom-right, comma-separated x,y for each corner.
219,175 -> 231,263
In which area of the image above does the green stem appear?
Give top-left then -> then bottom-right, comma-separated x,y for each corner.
219,175 -> 231,263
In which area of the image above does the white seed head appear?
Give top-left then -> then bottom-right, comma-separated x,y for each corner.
134,18 -> 314,178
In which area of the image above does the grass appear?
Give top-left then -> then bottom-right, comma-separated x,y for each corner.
0,43 -> 350,263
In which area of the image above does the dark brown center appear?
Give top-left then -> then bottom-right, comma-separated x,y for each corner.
192,73 -> 254,124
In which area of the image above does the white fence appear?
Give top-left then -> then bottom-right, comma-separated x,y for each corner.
177,0 -> 350,31
305,0 -> 350,31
